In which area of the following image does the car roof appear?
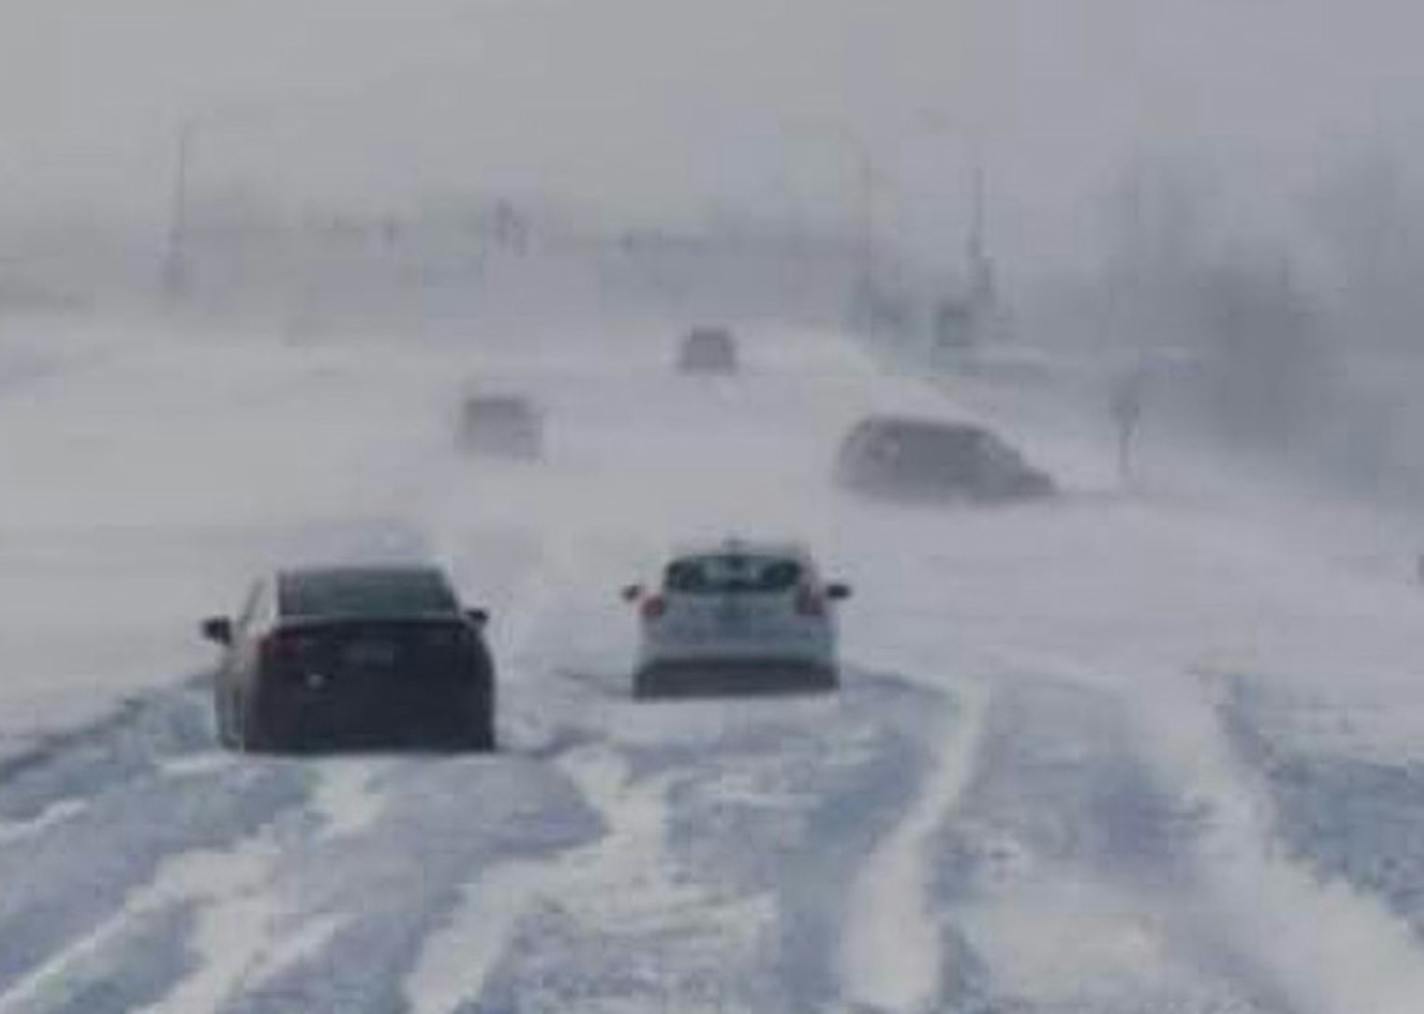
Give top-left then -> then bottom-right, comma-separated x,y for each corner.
667,537 -> 812,563
275,566 -> 461,619
686,328 -> 734,343
464,394 -> 536,411
851,414 -> 988,439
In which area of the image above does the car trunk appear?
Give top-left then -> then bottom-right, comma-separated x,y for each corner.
261,617 -> 485,743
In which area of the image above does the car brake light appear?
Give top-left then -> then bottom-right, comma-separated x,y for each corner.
640,595 -> 667,620
796,588 -> 827,617
259,630 -> 311,667
258,632 -> 288,666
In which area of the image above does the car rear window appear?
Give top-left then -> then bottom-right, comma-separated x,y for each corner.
268,620 -> 477,675
664,554 -> 803,595
866,422 -> 983,470
465,398 -> 532,421
279,569 -> 460,618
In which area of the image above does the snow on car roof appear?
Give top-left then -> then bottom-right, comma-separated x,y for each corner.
852,413 -> 987,436
277,566 -> 461,618
667,537 -> 812,562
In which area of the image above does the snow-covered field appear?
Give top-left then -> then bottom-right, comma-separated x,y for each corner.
3,308 -> 1424,1012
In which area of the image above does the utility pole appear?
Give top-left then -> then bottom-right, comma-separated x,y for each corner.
856,139 -> 878,344
967,160 -> 991,304
164,117 -> 195,302
969,160 -> 984,264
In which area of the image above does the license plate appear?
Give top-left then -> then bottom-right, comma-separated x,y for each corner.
343,640 -> 399,668
717,601 -> 747,630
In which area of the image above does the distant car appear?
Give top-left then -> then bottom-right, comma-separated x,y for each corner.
676,326 -> 738,375
621,539 -> 850,698
203,566 -> 496,753
835,414 -> 1055,503
458,394 -> 543,460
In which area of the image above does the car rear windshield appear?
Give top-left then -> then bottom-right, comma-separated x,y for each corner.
267,620 -> 476,673
866,422 -> 986,469
279,569 -> 460,618
664,554 -> 803,594
465,398 -> 532,421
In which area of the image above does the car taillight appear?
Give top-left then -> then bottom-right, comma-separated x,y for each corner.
258,632 -> 288,667
259,631 -> 313,668
795,588 -> 827,617
640,595 -> 667,621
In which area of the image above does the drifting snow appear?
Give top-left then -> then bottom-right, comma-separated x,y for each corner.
3,307 -> 1424,1011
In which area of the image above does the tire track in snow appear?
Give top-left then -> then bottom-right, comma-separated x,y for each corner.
406,744 -> 706,1014
0,744 -> 307,1004
1136,667 -> 1424,1014
1216,673 -> 1424,943
840,678 -> 986,1012
940,653 -> 1424,1014
399,526 -> 631,1013
133,758 -> 404,1014
0,764 -> 310,1014
923,670 -> 1274,1013
0,669 -> 590,1014
443,672 -> 945,1012
38,836 -> 282,1014
307,759 -> 399,842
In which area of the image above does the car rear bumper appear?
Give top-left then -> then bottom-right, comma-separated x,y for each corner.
255,683 -> 493,751
633,658 -> 837,699
838,471 -> 1055,503
459,435 -> 542,460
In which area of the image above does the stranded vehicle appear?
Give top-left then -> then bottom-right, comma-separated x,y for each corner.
835,414 -> 1055,504
676,326 -> 738,375
622,539 -> 850,698
457,394 -> 544,460
203,566 -> 496,753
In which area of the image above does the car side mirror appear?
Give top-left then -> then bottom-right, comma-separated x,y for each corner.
621,584 -> 643,603
201,616 -> 234,645
465,608 -> 490,628
826,583 -> 852,602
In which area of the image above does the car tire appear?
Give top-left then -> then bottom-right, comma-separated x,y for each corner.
467,722 -> 497,753
214,684 -> 237,750
237,689 -> 288,754
632,668 -> 660,700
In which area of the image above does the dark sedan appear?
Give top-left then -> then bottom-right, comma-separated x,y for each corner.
835,415 -> 1055,504
457,394 -> 544,460
203,566 -> 496,753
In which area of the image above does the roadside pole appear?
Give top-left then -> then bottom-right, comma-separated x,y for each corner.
163,117 -> 195,302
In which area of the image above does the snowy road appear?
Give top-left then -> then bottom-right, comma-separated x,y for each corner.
4,318 -> 1424,1011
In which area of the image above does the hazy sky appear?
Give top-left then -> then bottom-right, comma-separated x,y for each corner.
3,1 -> 1422,266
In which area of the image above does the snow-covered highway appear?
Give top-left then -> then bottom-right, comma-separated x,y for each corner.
4,317 -> 1424,1012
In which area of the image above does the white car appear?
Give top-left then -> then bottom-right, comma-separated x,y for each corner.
621,539 -> 851,698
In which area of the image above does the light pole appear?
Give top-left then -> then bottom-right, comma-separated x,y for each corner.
162,100 -> 275,303
853,134 -> 878,339
163,116 -> 196,301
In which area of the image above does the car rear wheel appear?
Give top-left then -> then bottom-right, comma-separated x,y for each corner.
465,721 -> 497,752
214,684 -> 239,750
237,689 -> 291,754
632,667 -> 662,700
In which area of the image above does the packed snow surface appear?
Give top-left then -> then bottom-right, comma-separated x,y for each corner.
3,312 -> 1424,1012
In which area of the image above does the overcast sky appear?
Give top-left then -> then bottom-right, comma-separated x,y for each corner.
2,1 -> 1422,266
